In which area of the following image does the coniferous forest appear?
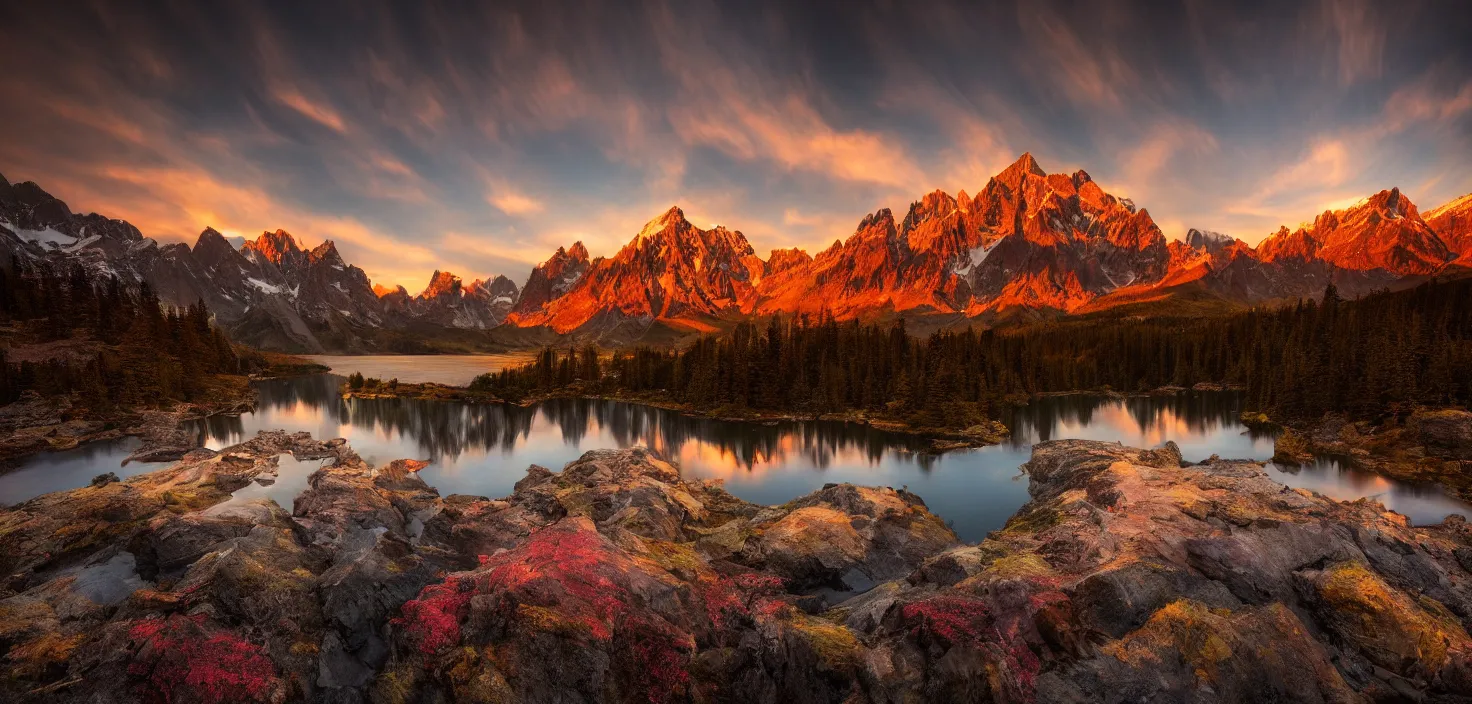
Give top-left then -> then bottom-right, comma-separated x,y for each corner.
0,259 -> 243,409
476,278 -> 1472,427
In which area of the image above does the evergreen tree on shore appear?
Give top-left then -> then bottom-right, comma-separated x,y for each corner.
478,279 -> 1472,425
0,261 -> 241,406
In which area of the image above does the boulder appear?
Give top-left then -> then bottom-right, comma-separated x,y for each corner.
3,436 -> 1472,703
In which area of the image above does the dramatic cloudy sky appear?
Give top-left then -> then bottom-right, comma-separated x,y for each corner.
1,0 -> 1470,290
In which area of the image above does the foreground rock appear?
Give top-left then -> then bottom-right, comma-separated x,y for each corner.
3,437 -> 1472,702
882,440 -> 1472,702
0,435 -> 955,702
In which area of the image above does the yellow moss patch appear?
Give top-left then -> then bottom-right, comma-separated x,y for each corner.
0,599 -> 54,642
644,540 -> 704,576
1272,430 -> 1312,463
789,613 -> 862,670
554,486 -> 594,515
999,505 -> 1066,536
446,647 -> 515,703
982,552 -> 1055,580
1314,561 -> 1469,676
515,604 -> 604,639
50,521 -> 101,543
1103,600 -> 1232,680
5,632 -> 84,679
907,515 -> 956,544
370,662 -> 420,704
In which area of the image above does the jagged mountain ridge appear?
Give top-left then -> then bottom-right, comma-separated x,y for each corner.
1426,192 -> 1472,265
409,270 -> 520,329
509,206 -> 764,334
4,158 -> 1472,351
0,176 -> 517,351
1086,184 -> 1472,311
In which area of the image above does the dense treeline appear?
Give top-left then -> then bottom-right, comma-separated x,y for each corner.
476,279 -> 1472,426
0,259 -> 242,409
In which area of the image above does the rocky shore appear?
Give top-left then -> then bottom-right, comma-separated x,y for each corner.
1,435 -> 1470,702
0,387 -> 255,470
1273,408 -> 1472,502
0,355 -> 328,471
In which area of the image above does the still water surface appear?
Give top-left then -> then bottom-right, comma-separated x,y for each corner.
4,361 -> 1470,540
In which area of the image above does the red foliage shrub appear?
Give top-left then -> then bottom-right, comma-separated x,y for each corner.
1006,639 -> 1041,694
621,614 -> 693,704
901,594 -> 994,648
481,524 -> 697,701
900,595 -> 1041,702
479,526 -> 632,640
701,573 -> 787,631
393,576 -> 474,654
126,615 -> 278,704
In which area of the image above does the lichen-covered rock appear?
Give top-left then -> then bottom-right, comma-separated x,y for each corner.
741,484 -> 957,596
4,436 -> 1472,703
859,440 -> 1472,702
0,437 -> 957,703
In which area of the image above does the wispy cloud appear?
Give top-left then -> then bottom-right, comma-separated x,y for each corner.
488,188 -> 545,216
271,85 -> 347,133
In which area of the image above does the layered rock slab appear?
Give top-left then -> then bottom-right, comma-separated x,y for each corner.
2,437 -> 1472,702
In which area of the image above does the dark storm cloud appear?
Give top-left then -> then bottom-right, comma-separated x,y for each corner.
1,0 -> 1469,288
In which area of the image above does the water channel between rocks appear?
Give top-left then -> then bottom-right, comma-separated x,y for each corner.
5,361 -> 1470,542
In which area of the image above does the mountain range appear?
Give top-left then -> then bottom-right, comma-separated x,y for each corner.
3,154 -> 1470,352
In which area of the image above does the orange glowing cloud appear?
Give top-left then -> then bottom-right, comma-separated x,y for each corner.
487,188 -> 545,216
272,84 -> 347,133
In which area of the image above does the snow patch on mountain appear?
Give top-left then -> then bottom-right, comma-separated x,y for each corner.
953,239 -> 1001,276
1427,191 -> 1472,220
65,235 -> 101,253
247,277 -> 284,295
14,227 -> 78,249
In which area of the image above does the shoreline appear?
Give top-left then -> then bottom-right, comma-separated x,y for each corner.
0,356 -> 330,473
1269,408 -> 1472,502
0,378 -> 257,471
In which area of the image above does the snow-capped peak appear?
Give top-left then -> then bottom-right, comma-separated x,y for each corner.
1427,191 -> 1472,220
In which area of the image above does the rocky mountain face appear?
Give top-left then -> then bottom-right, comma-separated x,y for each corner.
510,207 -> 764,334
0,175 -> 523,352
3,433 -> 1471,701
406,270 -> 519,329
1427,192 -> 1472,265
1090,186 -> 1472,310
744,155 -> 1172,319
5,162 -> 1472,351
506,241 -> 592,323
